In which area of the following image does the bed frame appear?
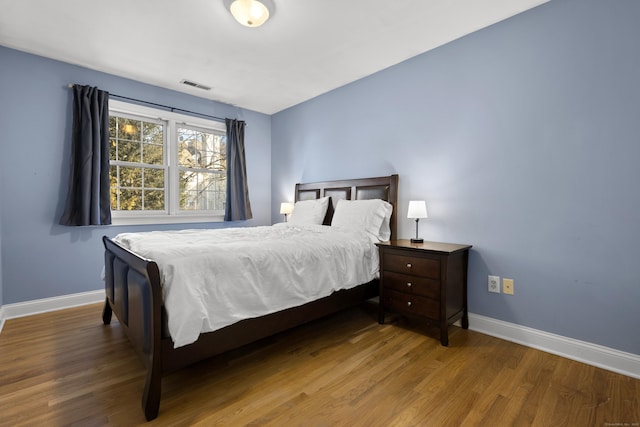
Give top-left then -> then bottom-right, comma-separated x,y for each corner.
102,174 -> 398,421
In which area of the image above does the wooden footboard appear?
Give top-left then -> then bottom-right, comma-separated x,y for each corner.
103,236 -> 163,421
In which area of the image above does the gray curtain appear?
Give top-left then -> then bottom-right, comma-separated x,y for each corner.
59,85 -> 112,226
224,118 -> 253,221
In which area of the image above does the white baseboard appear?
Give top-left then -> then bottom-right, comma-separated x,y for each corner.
468,313 -> 640,379
0,290 -> 104,334
0,305 -> 5,335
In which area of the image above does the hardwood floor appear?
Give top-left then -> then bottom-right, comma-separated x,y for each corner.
0,302 -> 638,426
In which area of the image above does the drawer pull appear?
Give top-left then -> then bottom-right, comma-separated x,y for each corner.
407,301 -> 412,307
406,263 -> 412,268
407,282 -> 412,287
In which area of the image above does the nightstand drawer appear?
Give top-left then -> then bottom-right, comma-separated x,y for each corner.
382,289 -> 439,320
383,271 -> 440,299
383,253 -> 440,279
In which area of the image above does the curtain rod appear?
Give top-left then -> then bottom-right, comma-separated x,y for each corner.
67,84 -> 228,123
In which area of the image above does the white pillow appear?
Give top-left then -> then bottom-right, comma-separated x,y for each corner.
288,197 -> 330,225
331,199 -> 393,241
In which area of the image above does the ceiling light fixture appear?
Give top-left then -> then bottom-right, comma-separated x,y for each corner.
225,0 -> 274,28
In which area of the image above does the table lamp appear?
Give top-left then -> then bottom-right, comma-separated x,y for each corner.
280,202 -> 294,222
407,200 -> 428,243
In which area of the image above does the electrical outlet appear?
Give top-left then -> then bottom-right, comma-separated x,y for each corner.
503,278 -> 514,295
488,275 -> 500,293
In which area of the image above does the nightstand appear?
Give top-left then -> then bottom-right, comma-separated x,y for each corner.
376,240 -> 472,346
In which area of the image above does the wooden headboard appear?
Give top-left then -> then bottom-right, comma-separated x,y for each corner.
294,174 -> 399,239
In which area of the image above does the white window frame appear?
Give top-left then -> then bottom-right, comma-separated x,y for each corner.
109,100 -> 227,225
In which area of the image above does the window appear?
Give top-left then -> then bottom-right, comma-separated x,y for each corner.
108,100 -> 226,224
109,115 -> 166,211
177,126 -> 226,211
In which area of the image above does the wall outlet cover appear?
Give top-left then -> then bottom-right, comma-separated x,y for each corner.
503,278 -> 514,295
488,275 -> 500,293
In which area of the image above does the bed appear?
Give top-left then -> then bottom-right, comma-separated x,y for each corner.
102,174 -> 398,420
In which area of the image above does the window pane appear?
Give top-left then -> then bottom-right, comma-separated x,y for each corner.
109,112 -> 168,213
110,116 -> 164,164
109,165 -> 118,188
177,126 -> 225,171
118,118 -> 141,140
179,170 -> 195,209
180,190 -> 197,210
109,117 -> 118,161
144,168 -> 164,188
143,122 -> 163,144
110,166 -> 165,211
120,166 -> 142,188
109,138 -> 117,161
178,134 -> 199,168
117,140 -> 141,163
110,188 -> 119,210
120,189 -> 142,210
142,143 -> 163,164
179,170 -> 225,210
176,124 -> 226,212
110,166 -> 119,209
144,190 -> 165,210
141,121 -> 163,165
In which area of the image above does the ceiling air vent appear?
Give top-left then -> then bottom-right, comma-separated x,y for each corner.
180,79 -> 212,91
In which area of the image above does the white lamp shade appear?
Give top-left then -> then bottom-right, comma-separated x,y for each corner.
280,202 -> 294,215
228,0 -> 272,27
407,200 -> 428,219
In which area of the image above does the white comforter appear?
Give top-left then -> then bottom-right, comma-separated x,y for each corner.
113,223 -> 379,348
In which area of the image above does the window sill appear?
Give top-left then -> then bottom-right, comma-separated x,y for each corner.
110,214 -> 225,226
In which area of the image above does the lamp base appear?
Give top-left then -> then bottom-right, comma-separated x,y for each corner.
410,238 -> 424,244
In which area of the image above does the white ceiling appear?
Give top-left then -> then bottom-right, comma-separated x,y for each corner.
0,0 -> 548,115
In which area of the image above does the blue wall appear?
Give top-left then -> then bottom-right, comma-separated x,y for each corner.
0,46 -> 271,304
272,0 -> 640,355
